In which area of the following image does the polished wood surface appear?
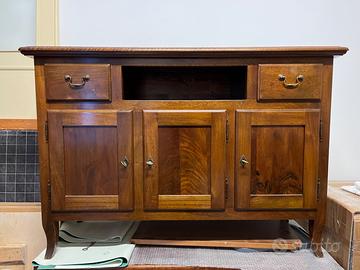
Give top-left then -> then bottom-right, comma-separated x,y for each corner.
235,110 -> 319,209
21,46 -> 347,259
0,119 -> 37,130
48,110 -> 133,211
44,64 -> 111,101
258,64 -> 323,100
19,46 -> 348,57
143,110 -> 226,210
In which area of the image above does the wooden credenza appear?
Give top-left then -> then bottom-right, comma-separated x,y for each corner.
20,46 -> 347,259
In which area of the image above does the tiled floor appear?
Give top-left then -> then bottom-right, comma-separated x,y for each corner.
0,130 -> 40,202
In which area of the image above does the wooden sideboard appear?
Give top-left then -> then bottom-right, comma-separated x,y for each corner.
20,46 -> 347,259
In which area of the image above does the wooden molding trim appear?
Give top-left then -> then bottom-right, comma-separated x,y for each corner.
0,203 -> 41,212
0,119 -> 37,130
19,46 -> 348,57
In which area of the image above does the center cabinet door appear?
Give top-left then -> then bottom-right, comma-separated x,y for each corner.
143,110 -> 227,211
48,110 -> 133,211
235,110 -> 320,210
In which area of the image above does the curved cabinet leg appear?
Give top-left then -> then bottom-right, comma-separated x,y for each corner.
310,218 -> 324,257
44,221 -> 58,259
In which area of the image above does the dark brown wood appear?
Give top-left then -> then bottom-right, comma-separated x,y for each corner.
143,110 -> 226,211
44,64 -> 111,101
311,59 -> 335,257
258,64 -> 323,101
22,46 -> 347,259
19,46 -> 348,57
48,110 -> 133,211
235,110 -> 319,209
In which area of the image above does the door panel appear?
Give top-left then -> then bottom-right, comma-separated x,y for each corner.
235,110 -> 319,209
250,126 -> 304,195
158,127 -> 211,195
143,110 -> 227,211
48,110 -> 133,211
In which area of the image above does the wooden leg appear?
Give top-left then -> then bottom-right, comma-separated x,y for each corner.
44,221 -> 58,259
310,218 -> 324,257
308,220 -> 314,238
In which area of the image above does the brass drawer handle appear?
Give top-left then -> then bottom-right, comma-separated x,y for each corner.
64,74 -> 90,89
120,156 -> 129,168
240,155 -> 249,167
146,159 -> 154,168
278,74 -> 304,89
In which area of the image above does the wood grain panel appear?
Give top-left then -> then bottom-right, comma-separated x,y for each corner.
258,64 -> 323,100
48,110 -> 133,212
236,110 -> 319,210
179,128 -> 210,195
249,195 -> 303,208
63,126 -> 118,196
158,127 -> 210,195
158,127 -> 180,195
64,195 -> 118,210
144,110 -> 226,210
158,195 -> 211,210
44,64 -> 111,101
250,126 -> 304,195
155,111 -> 213,126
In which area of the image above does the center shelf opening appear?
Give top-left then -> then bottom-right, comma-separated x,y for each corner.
122,66 -> 247,100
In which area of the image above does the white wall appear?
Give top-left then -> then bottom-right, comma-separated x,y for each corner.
59,0 -> 360,181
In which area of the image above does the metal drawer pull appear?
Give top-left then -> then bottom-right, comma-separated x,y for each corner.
64,74 -> 90,89
146,159 -> 154,168
120,156 -> 129,168
278,74 -> 304,89
240,155 -> 249,167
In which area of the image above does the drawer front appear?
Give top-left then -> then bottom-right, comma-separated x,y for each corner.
258,64 -> 323,101
44,64 -> 111,101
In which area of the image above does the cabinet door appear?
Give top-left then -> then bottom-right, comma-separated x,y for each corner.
143,110 -> 227,211
48,110 -> 133,211
235,110 -> 319,209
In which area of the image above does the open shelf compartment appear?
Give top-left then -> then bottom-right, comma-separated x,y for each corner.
122,66 -> 247,100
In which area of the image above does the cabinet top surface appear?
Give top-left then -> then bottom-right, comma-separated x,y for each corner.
19,46 -> 348,58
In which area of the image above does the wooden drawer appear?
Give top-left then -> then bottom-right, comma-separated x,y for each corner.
258,64 -> 323,101
44,64 -> 111,101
